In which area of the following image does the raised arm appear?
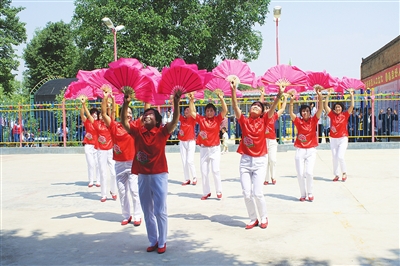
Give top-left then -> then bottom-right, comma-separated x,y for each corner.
230,79 -> 242,119
324,89 -> 332,114
347,89 -> 354,114
166,90 -> 182,134
288,92 -> 297,121
258,86 -> 265,103
217,90 -> 228,118
101,91 -> 112,127
121,94 -> 133,134
80,101 -> 87,123
315,88 -> 323,119
268,86 -> 284,118
80,97 -> 94,123
111,94 -> 116,121
188,92 -> 197,119
277,93 -> 288,117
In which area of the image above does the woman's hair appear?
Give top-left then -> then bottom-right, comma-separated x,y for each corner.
205,103 -> 217,112
143,108 -> 163,127
299,105 -> 311,116
332,102 -> 345,112
251,101 -> 265,114
89,108 -> 100,119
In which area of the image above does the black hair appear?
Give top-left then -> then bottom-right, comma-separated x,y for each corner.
89,107 -> 100,120
251,101 -> 265,114
264,102 -> 271,109
205,103 -> 217,112
143,108 -> 163,127
387,107 -> 392,112
332,102 -> 345,112
299,105 -> 311,116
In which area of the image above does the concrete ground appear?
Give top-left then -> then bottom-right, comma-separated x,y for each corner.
1,147 -> 399,265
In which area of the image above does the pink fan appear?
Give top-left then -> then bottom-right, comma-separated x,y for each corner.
158,60 -> 204,95
261,64 -> 307,94
306,71 -> 337,91
108,57 -> 143,70
142,66 -> 170,105
205,77 -> 243,97
212,59 -> 256,86
104,65 -> 155,103
335,77 -> 365,94
194,89 -> 205,99
65,81 -> 97,100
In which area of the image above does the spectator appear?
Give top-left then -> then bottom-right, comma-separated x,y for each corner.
347,109 -> 359,143
221,127 -> 228,154
12,119 -> 23,142
363,107 -> 376,142
378,107 -> 398,142
56,123 -> 69,146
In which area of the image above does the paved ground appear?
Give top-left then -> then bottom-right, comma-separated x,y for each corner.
1,147 -> 399,265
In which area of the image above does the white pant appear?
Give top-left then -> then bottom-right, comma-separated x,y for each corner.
199,146 -> 222,195
294,147 -> 316,198
138,173 -> 168,248
97,149 -> 116,198
84,144 -> 99,184
265,138 -> 278,181
240,154 -> 268,222
329,137 -> 348,176
179,140 -> 197,181
115,161 -> 142,221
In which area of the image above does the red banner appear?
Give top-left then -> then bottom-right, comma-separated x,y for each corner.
362,63 -> 400,88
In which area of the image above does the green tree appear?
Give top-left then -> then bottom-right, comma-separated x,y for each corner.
23,21 -> 80,90
72,0 -> 269,71
0,0 -> 27,95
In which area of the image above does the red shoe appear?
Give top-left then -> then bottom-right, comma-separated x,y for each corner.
271,178 -> 276,185
95,183 -> 101,187
110,191 -> 117,200
245,220 -> 259,229
133,218 -> 141,226
308,196 -> 314,202
333,176 -> 340,182
217,193 -> 222,199
192,179 -> 197,185
182,180 -> 190,186
299,197 -> 306,202
100,197 -> 107,202
147,242 -> 158,252
88,183 -> 94,188
121,216 -> 132,225
157,243 -> 167,254
201,193 -> 211,200
263,181 -> 269,185
342,174 -> 347,182
260,219 -> 268,229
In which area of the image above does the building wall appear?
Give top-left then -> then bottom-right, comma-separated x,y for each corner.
361,36 -> 400,80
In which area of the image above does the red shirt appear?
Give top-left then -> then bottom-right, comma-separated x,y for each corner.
178,115 -> 196,141
83,119 -> 98,147
293,116 -> 319,149
328,111 -> 350,138
109,119 -> 140,161
265,113 -> 278,140
129,125 -> 170,175
237,114 -> 269,157
195,113 -> 223,147
94,120 -> 113,150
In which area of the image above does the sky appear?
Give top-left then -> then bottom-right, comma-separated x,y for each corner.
11,0 -> 400,83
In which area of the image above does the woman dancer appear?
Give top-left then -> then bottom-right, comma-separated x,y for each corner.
324,89 -> 354,182
288,88 -> 323,202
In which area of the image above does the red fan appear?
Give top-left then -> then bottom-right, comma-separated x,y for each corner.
205,77 -> 243,97
108,57 -> 143,70
335,77 -> 365,94
212,59 -> 256,86
158,63 -> 204,95
65,81 -> 97,100
261,64 -> 307,93
142,66 -> 170,105
306,71 -> 337,91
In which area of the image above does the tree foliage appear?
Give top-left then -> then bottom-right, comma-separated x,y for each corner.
71,0 -> 270,71
0,0 -> 27,95
23,21 -> 80,91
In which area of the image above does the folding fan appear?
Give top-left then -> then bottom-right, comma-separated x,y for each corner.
104,65 -> 155,103
205,77 -> 243,97
212,59 -> 256,86
108,57 -> 143,70
335,77 -> 365,94
142,66 -> 170,105
261,64 -> 307,94
157,63 -> 204,95
306,71 -> 337,91
65,80 -> 97,100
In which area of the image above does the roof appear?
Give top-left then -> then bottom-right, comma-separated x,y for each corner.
35,78 -> 78,102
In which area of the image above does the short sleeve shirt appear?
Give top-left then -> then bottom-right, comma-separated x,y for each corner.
265,113 -> 278,140
293,116 -> 319,149
129,125 -> 170,175
195,113 -> 223,147
328,111 -> 350,138
83,119 -> 98,148
94,120 -> 113,150
178,115 -> 196,141
237,114 -> 269,157
109,119 -> 140,161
